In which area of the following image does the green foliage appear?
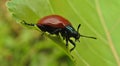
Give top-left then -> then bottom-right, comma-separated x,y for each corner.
6,0 -> 120,66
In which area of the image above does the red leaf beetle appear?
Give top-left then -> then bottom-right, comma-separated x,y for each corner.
22,15 -> 96,52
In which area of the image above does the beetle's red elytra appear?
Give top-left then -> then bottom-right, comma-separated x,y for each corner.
22,15 -> 96,52
37,15 -> 71,28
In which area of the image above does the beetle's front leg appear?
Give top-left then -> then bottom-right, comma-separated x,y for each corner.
69,39 -> 76,52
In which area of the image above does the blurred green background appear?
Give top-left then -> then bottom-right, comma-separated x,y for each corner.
0,0 -> 74,66
1,0 -> 120,66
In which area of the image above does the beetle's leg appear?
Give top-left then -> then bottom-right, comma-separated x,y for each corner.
21,20 -> 35,26
62,36 -> 66,40
60,31 -> 69,48
41,32 -> 45,36
60,32 -> 65,40
69,39 -> 76,52
61,30 -> 67,40
65,37 -> 69,48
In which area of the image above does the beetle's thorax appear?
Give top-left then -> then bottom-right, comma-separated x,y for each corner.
65,25 -> 80,39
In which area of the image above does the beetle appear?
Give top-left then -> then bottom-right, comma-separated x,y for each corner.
21,15 -> 96,52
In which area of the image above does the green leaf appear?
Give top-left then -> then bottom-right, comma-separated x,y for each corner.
6,0 -> 120,66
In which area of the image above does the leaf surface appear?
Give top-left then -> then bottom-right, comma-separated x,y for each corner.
7,0 -> 120,66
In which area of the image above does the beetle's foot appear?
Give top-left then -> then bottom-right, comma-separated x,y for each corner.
70,48 -> 74,52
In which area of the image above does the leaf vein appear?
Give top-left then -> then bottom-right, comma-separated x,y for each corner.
95,0 -> 120,66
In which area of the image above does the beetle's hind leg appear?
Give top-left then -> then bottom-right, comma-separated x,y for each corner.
21,20 -> 35,26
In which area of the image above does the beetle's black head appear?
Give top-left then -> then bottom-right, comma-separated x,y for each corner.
73,24 -> 81,41
72,31 -> 80,41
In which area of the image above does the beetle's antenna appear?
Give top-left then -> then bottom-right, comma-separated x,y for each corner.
21,20 -> 35,26
77,24 -> 81,32
77,24 -> 96,39
80,35 -> 96,39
